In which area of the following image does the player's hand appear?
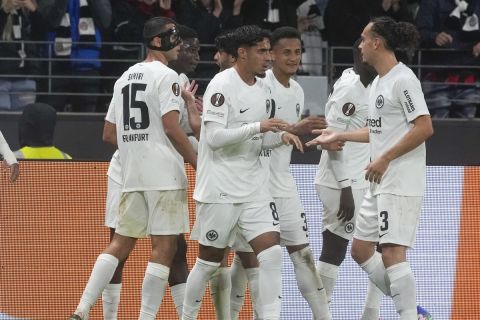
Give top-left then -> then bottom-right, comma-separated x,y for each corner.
2,160 -> 19,183
365,155 -> 390,183
305,129 -> 340,146
260,118 -> 290,133
435,32 -> 453,47
321,140 -> 345,151
338,186 -> 354,222
181,80 -> 198,106
281,132 -> 303,152
288,115 -> 327,136
195,96 -> 203,113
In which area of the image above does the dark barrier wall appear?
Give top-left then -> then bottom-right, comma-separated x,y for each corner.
1,112 -> 479,165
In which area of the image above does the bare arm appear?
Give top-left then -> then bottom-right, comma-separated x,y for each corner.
306,127 -> 369,147
181,80 -> 201,140
163,110 -> 197,170
365,115 -> 433,183
0,130 -> 19,183
102,121 -> 117,147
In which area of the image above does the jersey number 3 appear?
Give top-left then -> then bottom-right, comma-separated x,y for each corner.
122,83 -> 150,130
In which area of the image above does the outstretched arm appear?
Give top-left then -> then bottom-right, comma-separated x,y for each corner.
0,130 -> 19,183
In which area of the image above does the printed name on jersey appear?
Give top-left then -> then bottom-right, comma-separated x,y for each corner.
206,110 -> 224,118
375,95 -> 384,109
342,102 -> 356,116
403,90 -> 416,113
172,82 -> 180,96
296,103 -> 301,117
122,133 -> 149,142
210,93 -> 225,107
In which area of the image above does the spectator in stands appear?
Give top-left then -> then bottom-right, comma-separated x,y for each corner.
0,129 -> 19,182
0,0 -> 41,111
13,102 -> 72,159
239,0 -> 304,31
35,0 -> 111,112
323,0 -> 413,79
416,0 -> 480,118
296,0 -> 325,75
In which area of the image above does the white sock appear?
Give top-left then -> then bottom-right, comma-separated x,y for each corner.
387,262 -> 417,320
230,255 -> 248,319
257,245 -> 282,320
316,261 -> 339,303
360,279 -> 383,320
75,253 -> 119,319
290,248 -> 331,320
182,258 -> 220,320
139,262 -> 170,320
360,252 -> 391,296
170,283 -> 186,318
245,267 -> 261,319
209,267 -> 232,319
102,283 -> 122,320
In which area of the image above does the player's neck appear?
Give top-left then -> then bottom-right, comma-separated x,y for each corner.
272,68 -> 290,87
375,52 -> 398,77
145,51 -> 168,65
234,64 -> 256,85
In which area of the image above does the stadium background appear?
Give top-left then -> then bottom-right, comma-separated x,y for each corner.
1,162 -> 479,319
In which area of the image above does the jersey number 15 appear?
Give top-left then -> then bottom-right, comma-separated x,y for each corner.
122,83 -> 150,130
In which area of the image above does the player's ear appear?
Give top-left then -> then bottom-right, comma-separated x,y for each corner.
238,47 -> 247,60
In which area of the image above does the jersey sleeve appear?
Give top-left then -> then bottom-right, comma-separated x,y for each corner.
202,78 -> 229,127
158,71 -> 182,116
394,74 -> 430,122
105,99 -> 116,124
325,78 -> 355,131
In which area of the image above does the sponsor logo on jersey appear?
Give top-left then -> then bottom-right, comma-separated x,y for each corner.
210,93 -> 225,107
367,117 -> 382,134
403,90 -> 415,113
240,108 -> 250,113
376,95 -> 384,109
345,222 -> 354,233
172,82 -> 180,96
342,102 -> 356,116
206,230 -> 218,241
296,103 -> 301,117
266,99 -> 271,115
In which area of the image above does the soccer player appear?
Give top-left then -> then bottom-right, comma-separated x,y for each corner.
99,24 -> 202,319
314,39 -> 383,318
213,31 -> 237,72
307,16 -> 434,319
0,130 -> 19,183
69,16 -> 197,320
182,25 -> 301,320
261,26 -> 332,320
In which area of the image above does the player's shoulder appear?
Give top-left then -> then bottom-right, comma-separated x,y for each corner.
337,68 -> 359,85
391,62 -> 418,83
288,77 -> 304,94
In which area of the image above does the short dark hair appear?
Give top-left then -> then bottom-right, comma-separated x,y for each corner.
176,24 -> 198,40
271,26 -> 301,47
232,25 -> 271,58
215,30 -> 236,56
143,16 -> 176,41
370,16 -> 419,63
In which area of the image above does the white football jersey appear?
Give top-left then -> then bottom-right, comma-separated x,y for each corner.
260,69 -> 304,198
368,62 -> 430,196
107,149 -> 122,184
107,60 -> 187,192
315,68 -> 370,189
193,68 -> 271,203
